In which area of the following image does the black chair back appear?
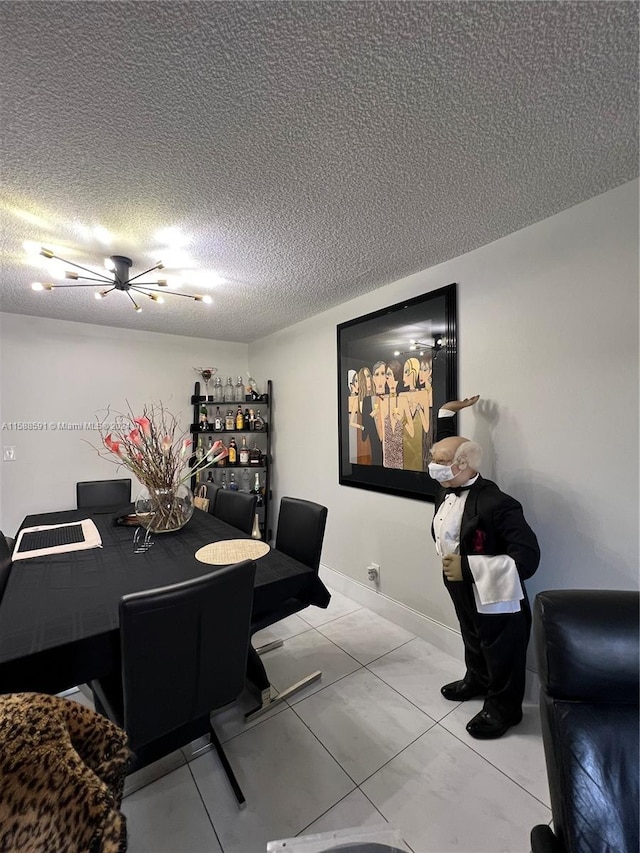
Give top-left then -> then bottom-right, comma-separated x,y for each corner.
214,490 -> 256,534
0,532 -> 13,600
531,589 -> 639,853
275,497 -> 328,572
118,560 -> 256,751
76,478 -> 131,509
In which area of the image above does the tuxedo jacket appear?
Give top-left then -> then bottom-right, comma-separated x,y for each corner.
432,415 -> 540,583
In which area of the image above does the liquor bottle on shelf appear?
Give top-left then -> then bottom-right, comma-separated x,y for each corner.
228,472 -> 239,491
225,409 -> 235,431
206,436 -> 214,463
235,406 -> 244,430
249,442 -> 262,466
224,377 -> 234,401
199,404 -> 208,430
214,407 -> 223,431
241,469 -> 250,491
235,376 -> 245,402
251,472 -> 263,507
196,436 -> 204,462
206,470 -> 213,483
216,441 -> 227,466
248,409 -> 256,430
220,471 -> 227,489
243,407 -> 250,427
254,410 -> 264,431
213,376 -> 224,402
228,437 -> 237,466
239,436 -> 250,466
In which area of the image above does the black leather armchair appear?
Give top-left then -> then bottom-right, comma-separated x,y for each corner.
76,478 -> 132,509
90,560 -> 256,805
531,589 -> 639,853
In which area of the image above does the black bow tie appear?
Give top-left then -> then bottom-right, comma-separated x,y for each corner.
447,485 -> 473,497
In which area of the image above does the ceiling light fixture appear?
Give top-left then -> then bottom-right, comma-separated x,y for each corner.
34,248 -> 213,312
393,336 -> 444,359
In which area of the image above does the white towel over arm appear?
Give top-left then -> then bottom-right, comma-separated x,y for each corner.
468,554 -> 523,614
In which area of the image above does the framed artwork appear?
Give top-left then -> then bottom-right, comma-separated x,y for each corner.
337,283 -> 457,502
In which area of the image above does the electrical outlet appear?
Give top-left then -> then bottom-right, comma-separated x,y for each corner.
3,446 -> 16,462
367,562 -> 380,584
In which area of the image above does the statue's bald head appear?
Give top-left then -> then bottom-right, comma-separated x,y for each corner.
430,435 -> 483,485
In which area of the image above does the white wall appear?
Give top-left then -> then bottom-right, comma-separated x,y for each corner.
1,181 -> 637,646
0,316 -> 248,535
250,180 -> 640,636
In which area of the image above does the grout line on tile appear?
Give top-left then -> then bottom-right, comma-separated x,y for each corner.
433,721 -> 553,812
187,756 -> 226,852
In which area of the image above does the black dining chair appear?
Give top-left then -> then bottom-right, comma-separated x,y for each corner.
89,560 -> 256,805
0,532 -> 13,600
246,497 -> 328,721
204,481 -> 221,515
214,489 -> 257,534
76,478 -> 132,509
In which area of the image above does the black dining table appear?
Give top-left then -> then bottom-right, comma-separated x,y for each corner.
0,506 -> 330,696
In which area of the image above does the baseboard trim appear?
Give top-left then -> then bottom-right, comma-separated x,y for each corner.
319,564 -> 539,704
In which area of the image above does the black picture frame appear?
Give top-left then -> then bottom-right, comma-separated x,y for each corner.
337,283 -> 457,502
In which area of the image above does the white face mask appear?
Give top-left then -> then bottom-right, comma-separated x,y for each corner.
428,461 -> 457,483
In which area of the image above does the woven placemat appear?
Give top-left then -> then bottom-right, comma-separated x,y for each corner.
195,539 -> 270,565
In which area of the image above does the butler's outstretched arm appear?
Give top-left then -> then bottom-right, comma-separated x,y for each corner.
436,395 -> 480,442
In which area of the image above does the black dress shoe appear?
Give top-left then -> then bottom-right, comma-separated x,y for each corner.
465,708 -> 523,740
440,679 -> 485,702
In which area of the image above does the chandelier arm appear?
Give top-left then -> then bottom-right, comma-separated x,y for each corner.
126,266 -> 163,284
45,282 -> 115,289
45,254 -> 113,282
69,275 -> 117,284
125,290 -> 141,311
130,286 -> 199,299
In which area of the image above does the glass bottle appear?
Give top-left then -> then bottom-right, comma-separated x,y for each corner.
206,436 -> 214,465
224,376 -> 234,401
254,410 -> 264,431
249,442 -> 262,466
213,376 -> 224,402
199,404 -> 208,430
214,407 -> 223,431
248,408 -> 255,430
235,376 -> 245,402
239,436 -> 250,466
229,471 -> 239,491
225,409 -> 235,430
196,436 -> 204,462
235,406 -> 244,430
206,470 -> 213,483
251,472 -> 263,507
220,470 -> 227,489
241,469 -> 250,491
228,437 -> 237,466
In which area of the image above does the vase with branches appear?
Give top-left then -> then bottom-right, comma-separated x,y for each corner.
96,403 -> 227,532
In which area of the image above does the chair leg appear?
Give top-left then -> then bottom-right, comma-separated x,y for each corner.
255,639 -> 284,655
244,671 -> 322,722
208,721 -> 245,806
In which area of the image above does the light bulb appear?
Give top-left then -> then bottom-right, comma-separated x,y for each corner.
202,294 -> 212,304
104,257 -> 115,271
65,271 -> 79,279
32,281 -> 43,290
393,350 -> 400,356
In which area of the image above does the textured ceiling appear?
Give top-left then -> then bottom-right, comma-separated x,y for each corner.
1,1 -> 637,342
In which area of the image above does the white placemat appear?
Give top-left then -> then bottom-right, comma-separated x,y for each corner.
195,539 -> 270,565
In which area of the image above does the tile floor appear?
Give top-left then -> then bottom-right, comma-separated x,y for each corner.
74,585 -> 551,853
